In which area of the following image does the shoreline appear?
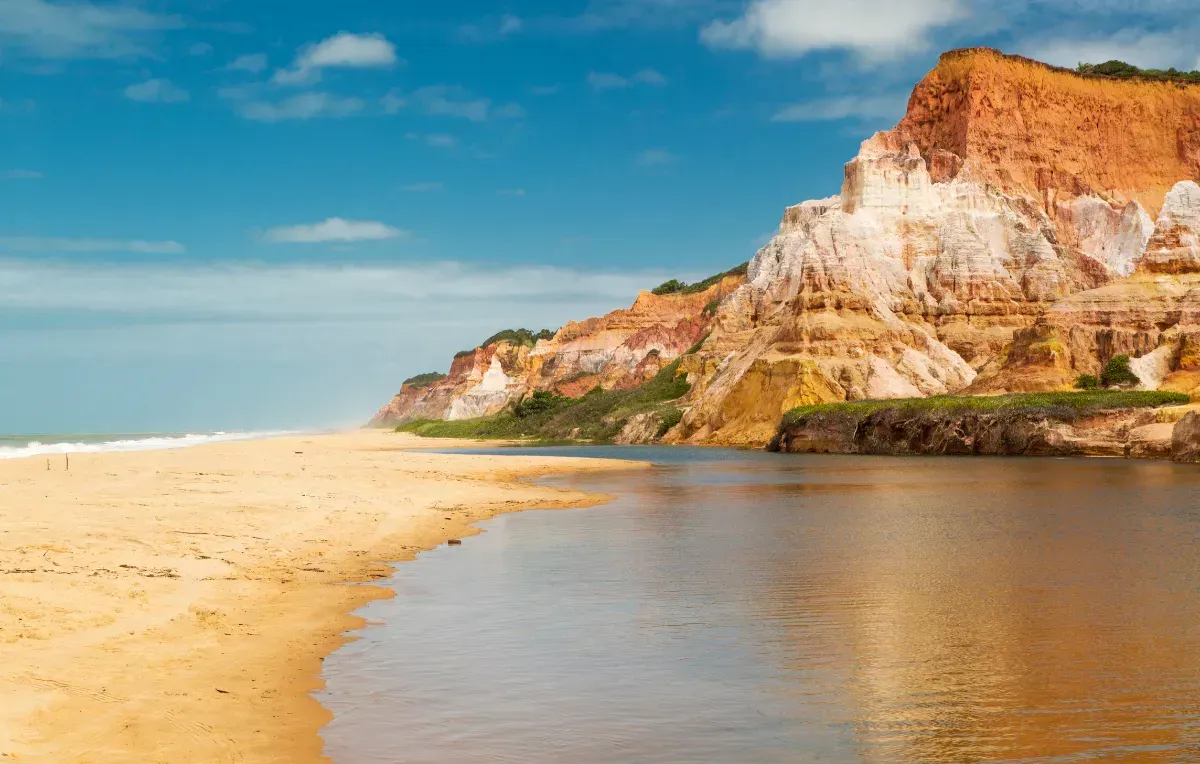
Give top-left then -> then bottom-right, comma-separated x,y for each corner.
0,430 -> 644,763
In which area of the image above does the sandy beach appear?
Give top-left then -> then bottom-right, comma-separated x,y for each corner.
0,430 -> 638,763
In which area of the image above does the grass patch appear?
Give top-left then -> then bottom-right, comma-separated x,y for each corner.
651,262 -> 748,296
782,390 -> 1190,429
397,359 -> 692,442
402,372 -> 447,389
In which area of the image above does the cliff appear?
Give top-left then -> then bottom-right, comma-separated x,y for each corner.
369,273 -> 742,426
373,48 -> 1200,450
669,49 -> 1200,445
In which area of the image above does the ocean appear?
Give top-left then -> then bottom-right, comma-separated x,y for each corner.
0,431 -> 292,459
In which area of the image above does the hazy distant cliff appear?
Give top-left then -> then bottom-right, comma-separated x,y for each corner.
374,48 -> 1200,448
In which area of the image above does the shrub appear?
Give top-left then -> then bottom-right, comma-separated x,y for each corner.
481,328 -> 556,348
1074,374 -> 1100,390
403,372 -> 447,389
513,390 -> 567,418
1075,60 -> 1200,83
701,298 -> 721,317
1101,355 -> 1140,387
651,262 -> 749,297
656,407 -> 684,438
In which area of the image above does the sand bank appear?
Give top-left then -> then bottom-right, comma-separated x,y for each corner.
0,430 -> 639,762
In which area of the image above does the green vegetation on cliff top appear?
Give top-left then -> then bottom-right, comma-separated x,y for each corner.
402,372 -> 447,389
651,262 -> 748,296
481,327 -> 556,347
397,358 -> 690,442
1076,60 -> 1200,84
782,390 -> 1189,429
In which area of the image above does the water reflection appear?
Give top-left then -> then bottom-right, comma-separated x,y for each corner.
319,450 -> 1200,763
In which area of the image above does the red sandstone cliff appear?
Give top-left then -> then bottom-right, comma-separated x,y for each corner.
369,275 -> 742,426
374,49 -> 1200,445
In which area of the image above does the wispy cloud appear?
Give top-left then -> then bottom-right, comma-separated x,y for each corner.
0,236 -> 184,254
412,85 -> 525,122
1023,28 -> 1200,71
497,188 -> 526,197
0,0 -> 183,59
222,52 -> 268,74
273,32 -> 399,86
381,88 -> 406,114
5,169 -> 44,180
189,42 -> 213,56
530,84 -> 562,96
772,93 -> 908,122
264,218 -> 406,244
405,132 -> 459,149
227,91 -> 365,122
403,182 -> 444,192
460,13 -> 524,42
637,148 -> 680,166
124,78 -> 189,103
587,68 -> 668,92
701,0 -> 965,60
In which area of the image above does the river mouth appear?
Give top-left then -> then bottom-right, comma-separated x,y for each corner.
317,447 -> 1200,763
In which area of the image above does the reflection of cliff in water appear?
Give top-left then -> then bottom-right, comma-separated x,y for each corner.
725,457 -> 1200,762
320,448 -> 1200,764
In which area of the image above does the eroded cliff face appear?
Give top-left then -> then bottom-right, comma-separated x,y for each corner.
375,48 -> 1200,447
669,49 -> 1200,445
971,180 -> 1200,395
369,276 -> 741,426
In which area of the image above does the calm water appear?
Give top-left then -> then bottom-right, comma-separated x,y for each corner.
318,448 -> 1200,763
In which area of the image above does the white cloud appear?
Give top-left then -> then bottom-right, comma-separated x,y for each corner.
223,52 -> 268,74
403,182 -> 443,192
0,0 -> 182,59
381,88 -> 406,114
587,68 -> 667,91
5,169 -> 44,179
499,14 -> 523,35
772,93 -> 908,122
637,148 -> 680,166
189,42 -> 213,56
264,218 -> 406,244
273,32 -> 399,86
0,259 -> 677,318
235,92 -> 365,122
0,258 -> 697,432
124,78 -> 189,103
412,85 -> 524,122
701,0 -> 965,60
0,237 -> 184,254
497,188 -> 526,197
1024,29 -> 1200,71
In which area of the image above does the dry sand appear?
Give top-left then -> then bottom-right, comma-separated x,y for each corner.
0,430 -> 639,763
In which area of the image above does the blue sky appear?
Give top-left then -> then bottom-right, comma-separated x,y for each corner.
2,0 -> 1196,434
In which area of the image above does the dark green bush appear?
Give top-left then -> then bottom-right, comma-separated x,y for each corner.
656,407 -> 684,438
513,390 -> 567,418
403,372 -> 447,389
651,262 -> 749,296
1074,374 -> 1100,390
481,328 -> 556,348
1076,60 -> 1200,83
1101,355 -> 1140,387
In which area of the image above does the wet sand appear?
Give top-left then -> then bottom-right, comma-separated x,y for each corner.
0,430 -> 637,762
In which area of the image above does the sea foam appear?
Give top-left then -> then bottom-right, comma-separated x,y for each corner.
0,431 -> 290,459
